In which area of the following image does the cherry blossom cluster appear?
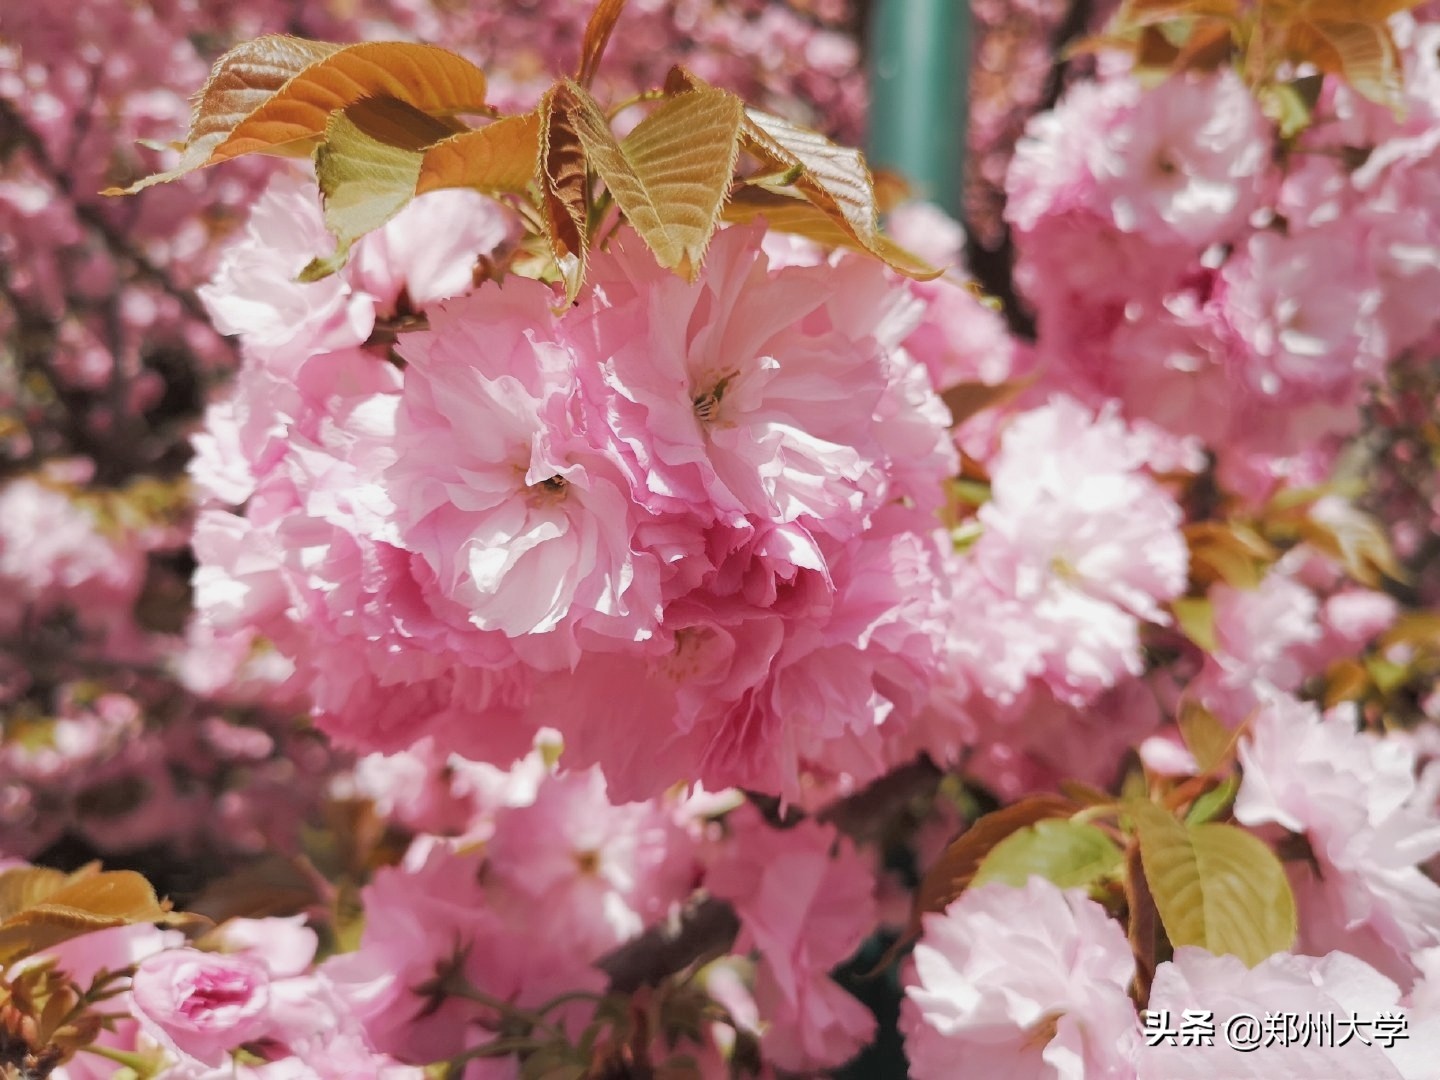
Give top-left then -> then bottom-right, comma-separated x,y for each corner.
188,175 -> 964,805
1005,18 -> 1440,505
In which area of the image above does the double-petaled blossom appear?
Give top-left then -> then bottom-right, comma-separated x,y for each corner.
965,396 -> 1189,705
130,948 -> 274,1067
1140,948 -> 1440,1079
708,806 -> 877,1072
190,194 -> 960,798
1235,693 -> 1440,984
900,876 -> 1140,1079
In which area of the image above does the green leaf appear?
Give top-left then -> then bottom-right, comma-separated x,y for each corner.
1131,800 -> 1296,966
108,38 -> 487,194
1258,80 -> 1317,139
1177,699 -> 1235,774
670,65 -> 939,279
564,82 -> 743,281
1184,521 -> 1277,590
972,819 -> 1125,890
741,105 -> 881,248
941,378 -> 1031,430
417,112 -> 542,196
106,36 -> 341,193
1366,655 -> 1410,695
1186,775 -> 1239,825
1119,0 -> 1240,24
0,866 -> 70,921
1172,596 -> 1218,653
1289,18 -> 1403,108
1299,498 -> 1407,589
302,97 -> 455,281
909,795 -> 1077,932
865,793 -> 1078,975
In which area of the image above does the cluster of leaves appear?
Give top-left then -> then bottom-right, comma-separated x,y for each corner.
110,0 -> 933,302
899,701 -> 1291,1007
1090,0 -> 1428,131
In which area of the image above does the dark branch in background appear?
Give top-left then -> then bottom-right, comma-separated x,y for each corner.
0,91 -> 236,481
0,268 -> 108,471
599,756 -> 943,994
961,0 -> 1097,342
599,895 -> 741,995
1038,0 -> 1098,118
0,93 -> 215,327
818,754 -> 942,842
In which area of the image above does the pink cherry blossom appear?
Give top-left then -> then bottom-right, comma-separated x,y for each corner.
1091,70 -> 1272,247
131,948 -> 274,1067
1220,222 -> 1386,400
485,766 -> 700,957
901,876 -> 1140,1079
582,226 -> 907,535
389,277 -> 664,659
708,805 -> 877,1071
1140,947 -> 1438,1079
1235,694 -> 1440,983
969,396 -> 1189,703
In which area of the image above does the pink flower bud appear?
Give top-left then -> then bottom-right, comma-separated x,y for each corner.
130,947 -> 272,1067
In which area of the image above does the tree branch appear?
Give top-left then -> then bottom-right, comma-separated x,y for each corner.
597,895 -> 740,995
0,93 -> 214,326
962,0 -> 1098,342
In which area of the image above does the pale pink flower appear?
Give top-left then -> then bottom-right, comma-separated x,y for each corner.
389,278 -> 663,659
485,767 -> 700,958
1140,947 -> 1438,1079
886,200 -> 965,269
0,475 -> 145,638
542,514 -> 954,801
901,876 -> 1139,1079
200,173 -> 509,365
131,948 -> 273,1067
1358,168 -> 1440,357
584,226 -> 903,536
322,844 -> 498,1062
1193,570 -> 1322,721
323,842 -> 602,1063
972,397 -> 1189,703
708,806 -> 877,1071
962,679 -> 1164,802
1008,79 -> 1133,235
753,958 -> 875,1073
348,188 -> 511,312
217,916 -> 317,980
1091,70 -> 1272,246
903,272 -> 1019,400
199,172 -> 374,362
1235,694 -> 1440,982
1218,224 -> 1384,407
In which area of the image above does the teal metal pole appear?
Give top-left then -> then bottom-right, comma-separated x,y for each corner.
866,0 -> 971,217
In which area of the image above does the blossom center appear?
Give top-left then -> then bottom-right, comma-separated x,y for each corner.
573,849 -> 601,875
692,372 -> 737,425
178,970 -> 259,1020
526,474 -> 570,505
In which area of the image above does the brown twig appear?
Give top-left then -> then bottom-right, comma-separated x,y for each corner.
0,93 -> 214,327
597,895 -> 741,995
